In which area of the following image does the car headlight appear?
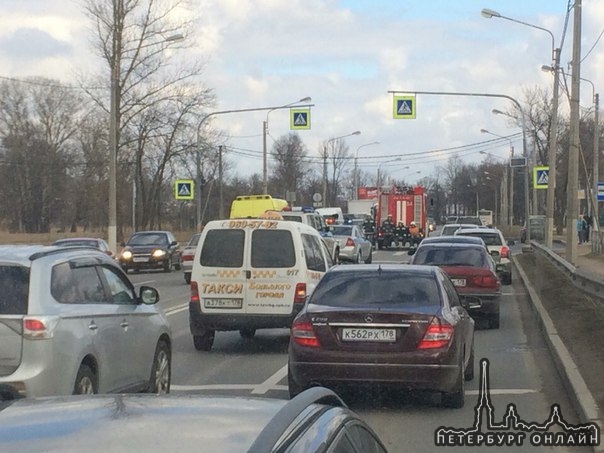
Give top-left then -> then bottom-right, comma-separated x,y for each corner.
153,249 -> 167,258
121,250 -> 133,260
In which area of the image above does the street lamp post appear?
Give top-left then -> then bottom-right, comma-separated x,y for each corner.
578,77 -> 599,232
480,130 -> 513,228
322,131 -> 361,206
354,142 -> 380,200
481,7 -> 560,248
262,97 -> 312,194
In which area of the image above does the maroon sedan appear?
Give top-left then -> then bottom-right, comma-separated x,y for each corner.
409,242 -> 502,328
288,264 -> 475,408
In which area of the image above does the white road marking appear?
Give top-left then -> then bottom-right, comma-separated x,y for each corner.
251,364 -> 288,394
164,304 -> 188,316
172,384 -> 256,391
500,292 -> 528,297
466,389 -> 537,395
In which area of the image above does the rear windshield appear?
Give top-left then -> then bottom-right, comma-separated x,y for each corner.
310,271 -> 440,307
200,229 -> 245,267
0,266 -> 29,315
457,232 -> 502,246
332,226 -> 353,236
281,215 -> 303,223
413,246 -> 487,267
251,230 -> 295,268
55,239 -> 98,248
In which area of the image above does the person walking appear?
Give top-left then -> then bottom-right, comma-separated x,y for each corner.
577,216 -> 585,244
583,214 -> 592,243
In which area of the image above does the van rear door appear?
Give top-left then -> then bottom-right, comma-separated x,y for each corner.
0,265 -> 29,376
247,227 -> 298,316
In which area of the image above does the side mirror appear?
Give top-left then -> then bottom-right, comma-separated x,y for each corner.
139,286 -> 160,305
407,249 -> 416,256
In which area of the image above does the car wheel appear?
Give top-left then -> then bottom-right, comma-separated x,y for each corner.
239,328 -> 256,339
441,358 -> 465,409
464,345 -> 475,381
287,364 -> 307,398
148,340 -> 171,394
193,330 -> 215,351
174,258 -> 181,271
73,364 -> 97,395
503,272 -> 512,285
364,248 -> 373,264
163,257 -> 172,273
377,241 -> 383,250
333,248 -> 340,265
184,272 -> 191,284
355,251 -> 361,264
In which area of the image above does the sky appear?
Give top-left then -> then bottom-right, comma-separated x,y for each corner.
1,0 -> 603,188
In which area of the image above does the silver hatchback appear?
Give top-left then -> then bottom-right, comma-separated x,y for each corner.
0,245 -> 171,399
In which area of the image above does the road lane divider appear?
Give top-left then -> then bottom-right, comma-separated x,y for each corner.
164,303 -> 188,316
252,364 -> 288,395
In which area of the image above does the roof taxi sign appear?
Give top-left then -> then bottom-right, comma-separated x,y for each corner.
393,95 -> 416,119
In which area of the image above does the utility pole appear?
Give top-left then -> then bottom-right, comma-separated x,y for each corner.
545,47 -> 561,248
566,0 -> 582,264
218,145 -> 224,219
322,145 -> 328,206
593,93 -> 600,231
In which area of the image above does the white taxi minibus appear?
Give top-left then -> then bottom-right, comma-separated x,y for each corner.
188,218 -> 334,351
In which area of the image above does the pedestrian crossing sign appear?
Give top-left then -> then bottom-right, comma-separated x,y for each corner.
533,166 -> 549,189
393,95 -> 416,119
175,180 -> 194,200
290,108 -> 311,130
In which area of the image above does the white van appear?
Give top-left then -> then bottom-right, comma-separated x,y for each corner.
188,218 -> 334,351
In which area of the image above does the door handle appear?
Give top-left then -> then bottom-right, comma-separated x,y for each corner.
88,322 -> 98,331
120,320 -> 129,328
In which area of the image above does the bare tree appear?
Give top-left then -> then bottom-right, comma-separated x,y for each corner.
326,138 -> 351,206
270,133 -> 308,197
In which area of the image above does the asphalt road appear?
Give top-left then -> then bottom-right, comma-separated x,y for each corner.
127,247 -> 588,453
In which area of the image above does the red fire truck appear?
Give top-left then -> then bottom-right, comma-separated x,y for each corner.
372,185 -> 428,250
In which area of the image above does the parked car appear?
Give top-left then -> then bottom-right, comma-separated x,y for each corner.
0,387 -> 387,452
455,227 -> 514,284
118,230 -> 181,273
331,224 -> 373,264
181,232 -> 201,284
0,245 -> 171,398
52,237 -> 113,256
288,264 -> 475,409
409,242 -> 501,328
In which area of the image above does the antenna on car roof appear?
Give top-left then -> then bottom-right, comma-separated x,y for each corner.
378,264 -> 382,275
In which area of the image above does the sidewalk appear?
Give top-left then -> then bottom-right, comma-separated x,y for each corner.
552,234 -> 604,280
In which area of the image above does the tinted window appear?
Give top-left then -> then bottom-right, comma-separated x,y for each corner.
127,233 -> 168,246
302,234 -> 326,272
54,239 -> 98,248
0,266 -> 29,314
200,229 -> 245,267
413,246 -> 487,267
332,226 -> 353,236
310,271 -> 441,307
458,232 -> 502,246
251,229 -> 296,268
51,263 -> 105,304
281,214 -> 303,223
441,225 -> 460,236
187,233 -> 201,247
346,424 -> 387,453
99,266 -> 136,304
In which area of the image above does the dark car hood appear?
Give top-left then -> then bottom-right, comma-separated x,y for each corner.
0,394 -> 284,452
125,245 -> 167,253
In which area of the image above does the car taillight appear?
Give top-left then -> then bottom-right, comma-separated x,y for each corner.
291,318 -> 320,348
190,281 -> 200,303
23,317 -> 57,340
182,253 -> 194,262
500,246 -> 509,259
345,238 -> 355,247
473,273 -> 500,288
294,283 -> 306,304
417,318 -> 454,349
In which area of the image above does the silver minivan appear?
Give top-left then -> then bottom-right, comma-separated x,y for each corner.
0,245 -> 171,398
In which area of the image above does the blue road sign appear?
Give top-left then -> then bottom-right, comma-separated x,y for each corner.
598,182 -> 604,201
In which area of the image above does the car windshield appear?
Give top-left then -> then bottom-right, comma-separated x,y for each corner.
457,232 -> 502,246
128,233 -> 168,246
413,247 -> 487,267
311,271 -> 441,307
332,226 -> 353,236
54,239 -> 98,248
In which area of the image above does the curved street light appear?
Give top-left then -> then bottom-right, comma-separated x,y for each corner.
353,141 -> 380,199
322,131 -> 361,205
481,7 -> 561,248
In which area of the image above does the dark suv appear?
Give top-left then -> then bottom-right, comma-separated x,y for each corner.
119,231 -> 181,273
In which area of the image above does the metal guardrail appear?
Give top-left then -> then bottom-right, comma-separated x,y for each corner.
530,240 -> 604,301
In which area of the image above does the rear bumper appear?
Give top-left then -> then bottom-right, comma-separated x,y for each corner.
189,302 -> 302,332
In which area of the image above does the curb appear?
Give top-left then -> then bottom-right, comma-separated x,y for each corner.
513,255 -> 603,452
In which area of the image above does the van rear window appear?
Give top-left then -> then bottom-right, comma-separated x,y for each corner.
200,230 -> 245,267
251,230 -> 295,268
0,266 -> 29,314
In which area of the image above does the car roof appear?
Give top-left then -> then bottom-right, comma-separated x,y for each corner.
204,219 -> 321,236
455,227 -> 502,235
328,263 -> 439,276
422,235 -> 485,244
0,245 -> 110,267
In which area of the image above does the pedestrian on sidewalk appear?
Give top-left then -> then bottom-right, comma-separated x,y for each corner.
577,216 -> 585,244
583,213 -> 592,243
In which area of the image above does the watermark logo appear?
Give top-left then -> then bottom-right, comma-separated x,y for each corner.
435,358 -> 600,448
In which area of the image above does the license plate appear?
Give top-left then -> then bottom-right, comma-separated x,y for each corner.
451,279 -> 466,287
341,328 -> 396,342
204,298 -> 243,309
133,257 -> 149,262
